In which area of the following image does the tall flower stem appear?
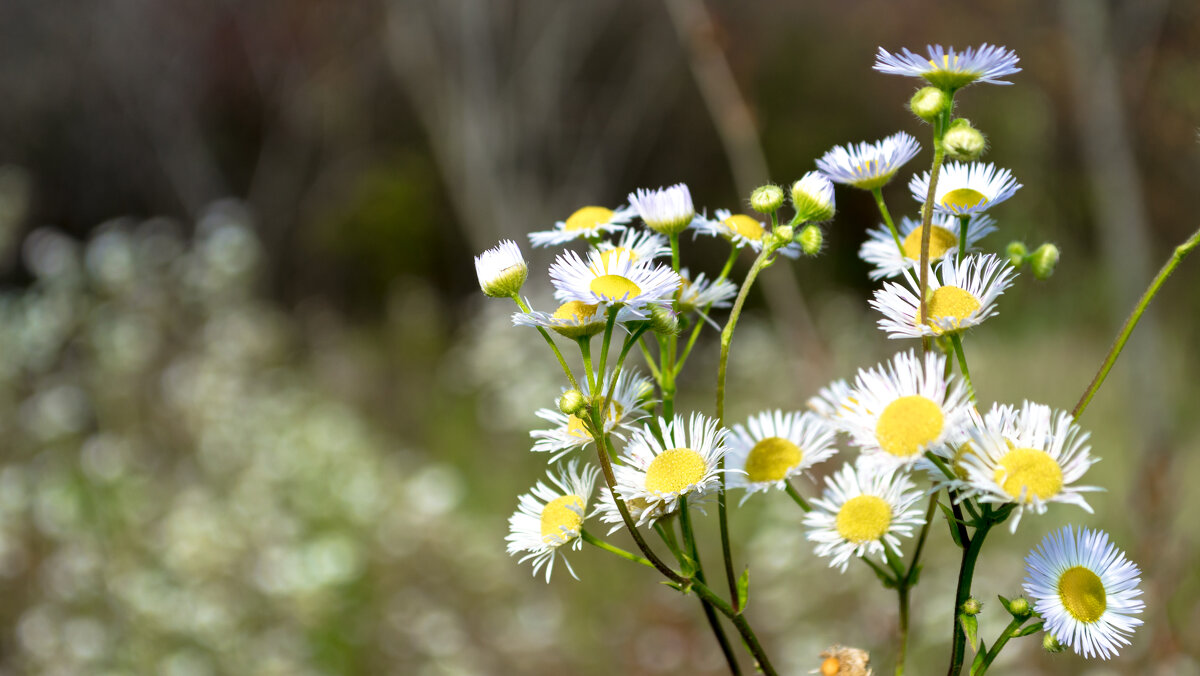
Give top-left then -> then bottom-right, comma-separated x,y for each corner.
681,497 -> 743,676
893,492 -> 939,676
715,245 -> 774,611
946,517 -> 994,676
871,186 -> 906,256
971,616 -> 1032,675
1073,224 -> 1200,419
949,333 -> 976,402
676,245 -> 741,374
690,580 -> 779,676
918,102 -> 954,354
512,295 -> 578,389
957,215 -> 971,260
581,529 -> 654,568
784,482 -> 811,512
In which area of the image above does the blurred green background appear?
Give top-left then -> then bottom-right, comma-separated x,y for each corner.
0,0 -> 1197,674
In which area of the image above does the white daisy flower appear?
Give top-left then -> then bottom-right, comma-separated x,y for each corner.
804,462 -> 926,572
910,161 -> 1021,217
858,214 -> 997,280
594,487 -> 671,535
628,183 -> 697,236
611,413 -> 729,525
871,252 -> 1017,338
841,350 -> 972,469
529,369 -> 653,461
505,459 -> 600,582
474,239 -> 528,298
1023,526 -> 1144,659
791,171 -> 837,222
959,401 -> 1101,532
726,410 -> 839,501
594,228 -> 671,266
806,378 -> 858,424
549,248 -> 680,315
873,43 -> 1021,89
696,209 -> 802,257
816,133 -> 921,191
677,268 -> 738,315
529,204 -> 635,247
513,300 -> 617,340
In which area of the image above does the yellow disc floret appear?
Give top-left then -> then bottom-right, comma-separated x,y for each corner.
540,495 -> 585,544
995,447 -> 1063,502
1058,565 -> 1107,623
926,286 -> 981,328
902,225 -> 958,260
564,206 -> 615,232
644,447 -> 707,494
723,214 -> 766,241
875,395 -> 945,457
941,188 -> 988,212
590,274 -> 641,301
553,301 -> 599,323
835,495 -> 892,543
744,437 -> 803,483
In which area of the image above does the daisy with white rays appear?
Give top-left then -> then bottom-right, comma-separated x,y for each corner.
910,161 -> 1021,217
806,378 -> 857,425
512,299 -> 638,340
803,461 -> 926,572
610,413 -> 728,526
528,203 -> 636,247
505,459 -> 600,582
677,268 -> 738,315
549,248 -> 680,317
841,350 -> 972,469
873,43 -> 1021,90
594,228 -> 671,267
816,132 -> 921,191
695,209 -> 801,257
872,252 -> 1016,338
726,410 -> 838,503
1023,526 -> 1144,659
958,401 -> 1100,532
529,368 -> 652,461
627,183 -> 698,236
858,213 -> 997,280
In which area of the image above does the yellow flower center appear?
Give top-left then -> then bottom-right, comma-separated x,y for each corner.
590,274 -> 641,300
950,442 -> 977,481
743,437 -> 803,483
566,414 -> 591,439
598,246 -> 636,269
835,495 -> 892,543
875,395 -> 945,457
941,188 -> 988,211
995,447 -> 1063,502
552,301 -> 599,323
1058,565 -> 1107,624
926,286 -> 981,327
901,225 -> 958,260
540,495 -> 585,543
723,214 -> 765,241
644,447 -> 707,494
564,206 -> 615,232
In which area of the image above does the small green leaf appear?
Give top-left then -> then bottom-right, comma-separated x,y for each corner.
1015,621 -> 1044,637
969,640 -> 987,674
679,553 -> 697,578
939,501 -> 964,548
737,567 -> 751,611
959,613 -> 979,649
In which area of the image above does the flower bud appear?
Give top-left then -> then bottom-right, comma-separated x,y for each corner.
649,306 -> 680,336
750,184 -> 785,214
773,224 -> 795,244
1042,633 -> 1065,653
1005,240 -> 1028,268
798,224 -> 823,256
1031,243 -> 1060,280
910,86 -> 950,122
474,240 -> 528,298
558,389 -> 587,416
943,120 -> 987,161
1007,597 -> 1031,619
791,172 -> 836,223
962,597 -> 983,616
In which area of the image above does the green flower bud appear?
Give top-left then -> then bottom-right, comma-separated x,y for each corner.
798,224 -> 823,256
1005,241 -> 1028,268
910,86 -> 950,122
791,172 -> 836,223
558,389 -> 587,416
474,240 -> 528,298
1031,243 -> 1060,280
649,305 -> 680,337
962,597 -> 983,616
750,184 -> 785,214
1007,597 -> 1031,619
1042,633 -> 1065,653
943,119 -> 987,161
773,224 -> 795,244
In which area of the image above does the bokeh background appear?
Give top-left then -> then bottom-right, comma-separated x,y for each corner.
0,1 -> 1197,674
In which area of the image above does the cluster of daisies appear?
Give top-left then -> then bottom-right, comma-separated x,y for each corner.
476,40 -> 1143,666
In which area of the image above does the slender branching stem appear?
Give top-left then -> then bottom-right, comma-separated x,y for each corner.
872,186 -> 906,257
957,215 -> 970,261
785,482 -> 811,512
690,580 -> 779,676
680,497 -> 743,676
581,529 -> 655,569
946,519 -> 994,676
950,333 -> 976,402
512,295 -> 578,389
971,616 -> 1030,675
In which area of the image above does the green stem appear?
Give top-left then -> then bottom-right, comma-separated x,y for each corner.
596,306 -> 618,383
896,580 -> 910,676
680,497 -> 744,676
904,492 -> 939,584
581,529 -> 655,569
949,333 -> 976,402
512,295 -> 578,389
957,215 -> 970,261
603,325 -> 649,412
716,246 -> 774,612
676,246 -> 741,375
670,231 -> 682,274
946,520 -> 993,676
918,101 -> 953,354
579,338 -> 596,394
971,616 -> 1028,675
894,493 -> 938,676
1072,225 -> 1200,419
655,521 -> 686,562
659,335 -> 677,419
638,335 -> 663,381
872,186 -> 906,257
785,482 -> 811,512
691,580 -> 779,676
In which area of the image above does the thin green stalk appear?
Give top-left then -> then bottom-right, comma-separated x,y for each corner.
1073,224 -> 1200,419
896,579 -> 911,676
659,335 -> 677,419
946,520 -> 994,676
596,306 -> 618,383
602,325 -> 649,413
904,492 -> 939,584
949,333 -> 975,402
716,245 -> 774,612
957,215 -> 971,261
680,497 -> 744,676
638,335 -> 663,381
655,521 -> 686,562
785,482 -> 811,512
676,246 -> 740,375
579,338 -> 596,394
872,186 -> 906,257
971,616 -> 1029,675
918,101 -> 954,354
691,580 -> 779,676
670,232 -> 682,274
894,494 -> 937,676
512,295 -> 578,389
581,529 -> 655,569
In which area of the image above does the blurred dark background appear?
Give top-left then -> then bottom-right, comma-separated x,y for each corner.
0,0 -> 1196,674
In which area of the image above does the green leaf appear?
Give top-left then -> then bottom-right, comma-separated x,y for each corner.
969,640 -> 987,674
939,501 -> 964,548
959,613 -> 979,650
908,563 -> 922,587
737,567 -> 750,611
679,553 -> 697,578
